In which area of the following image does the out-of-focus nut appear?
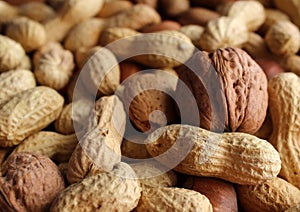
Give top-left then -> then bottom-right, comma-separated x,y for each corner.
140,20 -> 181,33
254,111 -> 273,140
5,17 -> 46,52
0,1 -> 18,23
199,17 -> 248,52
191,0 -> 237,9
178,7 -> 220,26
274,0 -> 300,28
279,55 -> 300,77
160,0 -> 190,17
133,0 -> 157,8
256,58 -> 285,80
98,0 -> 133,18
121,135 -> 151,159
19,2 -> 56,22
120,61 -> 142,82
0,153 -> 65,212
265,21 -> 300,56
259,9 -> 290,35
179,24 -> 204,47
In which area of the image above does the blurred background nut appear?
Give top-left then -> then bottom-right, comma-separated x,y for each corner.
0,1 -> 18,23
18,2 -> 56,22
140,20 -> 181,33
259,9 -> 290,35
3,0 -> 43,5
0,152 -> 65,212
191,0 -> 237,9
98,0 -> 133,18
121,134 -> 151,160
217,0 -> 266,31
5,17 -> 47,52
178,7 -> 220,26
279,55 -> 300,76
0,35 -> 25,72
46,0 -> 64,10
178,24 -> 204,47
160,0 -> 190,18
255,58 -> 285,80
274,0 -> 300,29
119,61 -> 142,82
265,21 -> 300,56
34,42 -> 75,90
199,17 -> 248,52
132,0 -> 157,8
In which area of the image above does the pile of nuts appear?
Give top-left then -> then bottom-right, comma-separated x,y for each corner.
0,0 -> 299,211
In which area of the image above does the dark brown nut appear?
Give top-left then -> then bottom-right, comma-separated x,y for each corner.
120,61 -> 142,82
120,70 -> 178,133
160,0 -> 190,17
133,0 -> 158,8
98,0 -> 133,18
178,7 -> 220,26
256,58 -> 285,80
177,48 -> 268,134
184,177 -> 238,212
0,153 -> 65,212
140,20 -> 181,33
191,0 -> 237,9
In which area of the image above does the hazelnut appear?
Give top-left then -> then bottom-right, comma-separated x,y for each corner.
0,153 -> 65,212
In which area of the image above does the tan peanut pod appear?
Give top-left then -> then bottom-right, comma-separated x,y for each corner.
98,0 -> 133,18
274,0 -> 300,28
146,124 -> 281,185
179,25 -> 204,47
199,17 -> 248,52
0,86 -> 64,147
136,187 -> 213,212
259,9 -> 290,35
105,4 -> 161,30
121,135 -> 151,159
44,0 -> 104,42
67,95 -> 126,183
242,32 -> 273,59
0,69 -> 36,107
131,162 -> 177,190
0,1 -> 18,23
34,42 -> 75,90
265,21 -> 300,56
0,35 -> 26,72
55,99 -> 92,134
64,18 -> 105,52
51,163 -> 141,212
279,55 -> 300,77
5,17 -> 46,52
217,1 -> 265,31
11,131 -> 78,163
237,177 -> 300,212
16,55 -> 32,70
19,2 -> 56,22
178,7 -> 220,26
285,204 -> 300,212
99,27 -> 139,46
81,47 -> 120,96
268,73 -> 300,189
160,0 -> 190,18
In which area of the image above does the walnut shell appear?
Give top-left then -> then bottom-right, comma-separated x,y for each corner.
199,17 -> 248,52
0,153 -> 65,212
0,35 -> 26,72
5,17 -> 46,52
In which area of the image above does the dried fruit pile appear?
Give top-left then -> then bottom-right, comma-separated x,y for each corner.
0,0 -> 299,211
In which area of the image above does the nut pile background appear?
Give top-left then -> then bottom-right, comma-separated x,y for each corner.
0,0 -> 299,211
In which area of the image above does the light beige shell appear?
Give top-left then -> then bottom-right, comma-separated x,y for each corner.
237,177 -> 300,212
0,35 -> 26,72
12,131 -> 78,163
135,187 -> 213,212
67,95 -> 126,183
51,163 -> 142,212
16,55 -> 32,70
19,2 -> 56,22
268,73 -> 300,189
99,27 -> 139,46
146,124 -> 281,185
217,1 -> 265,31
64,18 -> 105,51
98,0 -> 133,18
81,47 -> 120,96
105,4 -> 161,30
265,21 -> 300,56
5,17 -> 46,52
179,25 -> 204,48
279,55 -> 300,76
34,42 -> 75,90
0,1 -> 18,23
0,86 -> 64,147
131,162 -> 177,190
199,17 -> 248,52
0,69 -> 36,107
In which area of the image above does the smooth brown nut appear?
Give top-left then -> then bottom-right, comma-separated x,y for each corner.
274,0 -> 300,28
18,2 -> 56,22
11,131 -> 78,163
259,9 -> 290,35
265,21 -> 300,56
121,134 -> 151,159
0,153 -> 65,212
179,24 -> 204,47
0,69 -> 36,107
140,20 -> 181,33
217,0 -> 265,31
120,70 -> 178,133
0,86 -> 64,147
34,42 -> 75,90
119,61 -> 142,82
135,187 -> 213,212
5,17 -> 46,52
160,0 -> 190,17
146,124 -> 281,185
0,35 -> 26,72
199,17 -> 248,52
98,0 -> 133,18
64,18 -> 105,52
268,73 -> 300,189
51,163 -> 141,211
178,7 -> 220,26
279,55 -> 300,77
256,58 -> 285,80
237,177 -> 300,212
184,177 -> 238,212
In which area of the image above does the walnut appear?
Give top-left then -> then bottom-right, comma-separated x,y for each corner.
177,48 -> 268,134
0,153 -> 65,212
